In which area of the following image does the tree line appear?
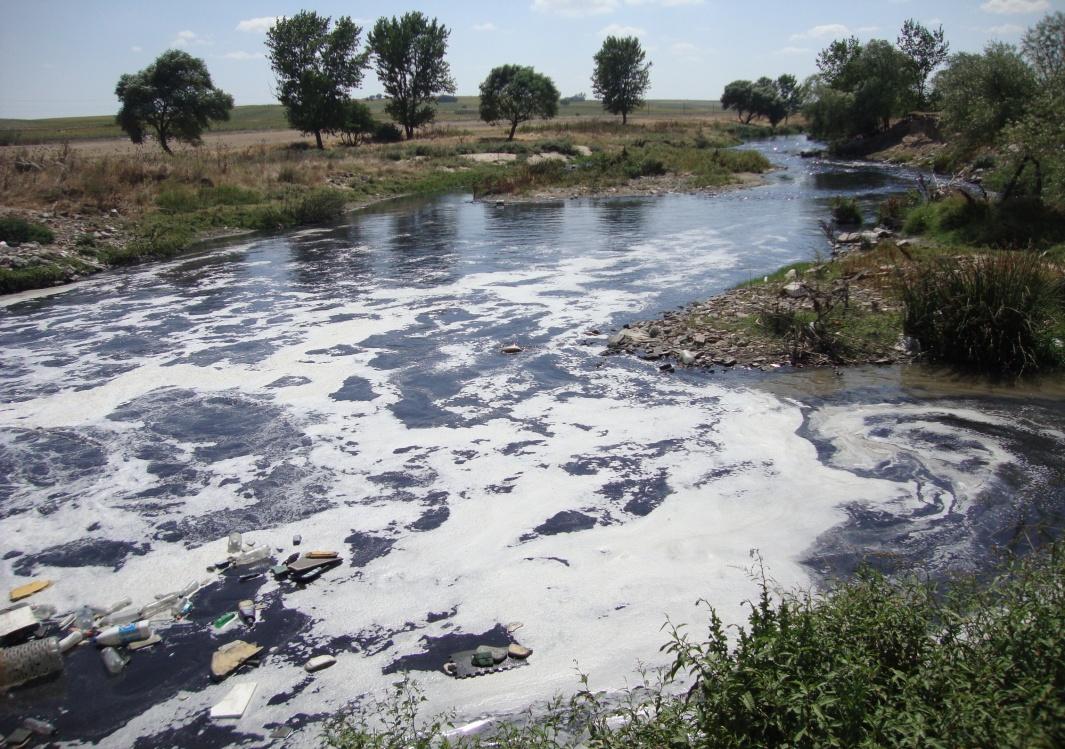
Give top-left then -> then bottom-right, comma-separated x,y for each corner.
114,10 -> 653,151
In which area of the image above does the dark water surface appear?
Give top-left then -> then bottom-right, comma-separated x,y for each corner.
1,136 -> 1062,746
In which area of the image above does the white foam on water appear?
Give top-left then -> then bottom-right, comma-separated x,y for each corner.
0,205 -> 1050,746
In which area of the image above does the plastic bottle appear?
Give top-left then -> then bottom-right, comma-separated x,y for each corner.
238,599 -> 256,624
73,605 -> 96,630
138,594 -> 179,620
95,620 -> 152,647
230,546 -> 270,567
22,717 -> 56,736
59,630 -> 84,653
227,532 -> 243,553
104,597 -> 132,615
100,609 -> 140,627
100,646 -> 128,675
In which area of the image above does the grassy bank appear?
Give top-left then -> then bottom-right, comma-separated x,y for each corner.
326,543 -> 1065,748
0,119 -> 773,294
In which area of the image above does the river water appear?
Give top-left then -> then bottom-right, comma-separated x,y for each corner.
1,136 -> 1062,746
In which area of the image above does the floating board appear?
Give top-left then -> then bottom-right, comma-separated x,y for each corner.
210,682 -> 257,719
447,650 -> 530,679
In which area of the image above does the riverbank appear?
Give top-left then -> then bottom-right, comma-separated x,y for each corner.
0,119 -> 778,295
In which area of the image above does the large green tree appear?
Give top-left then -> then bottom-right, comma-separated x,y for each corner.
1021,11 -> 1065,82
115,50 -> 233,155
266,11 -> 369,149
368,12 -> 455,139
721,80 -> 755,123
591,36 -> 651,124
897,19 -> 950,108
775,74 -> 804,124
933,43 -> 1037,151
478,65 -> 560,140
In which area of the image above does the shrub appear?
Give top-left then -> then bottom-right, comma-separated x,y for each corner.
0,215 -> 55,245
899,253 -> 1064,372
831,197 -> 863,226
878,193 -> 917,229
289,188 -> 347,225
373,122 -> 403,143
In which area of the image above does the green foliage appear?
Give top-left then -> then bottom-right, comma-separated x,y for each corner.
807,38 -> 918,140
878,193 -> 918,229
156,184 -> 263,212
1021,11 -> 1065,82
478,65 -> 560,140
368,12 -> 456,139
721,80 -> 756,123
903,195 -> 1065,247
933,43 -> 1037,152
831,197 -> 863,225
115,50 -> 233,154
267,12 -> 370,149
900,252 -> 1064,372
0,265 -> 70,294
339,100 -> 377,146
0,215 -> 55,244
591,36 -> 652,124
897,19 -> 950,107
373,122 -> 404,143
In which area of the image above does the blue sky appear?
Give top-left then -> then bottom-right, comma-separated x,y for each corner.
1,0 -> 1060,119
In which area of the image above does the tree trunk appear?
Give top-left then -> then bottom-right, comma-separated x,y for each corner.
622,110 -> 627,125
159,132 -> 172,155
314,130 -> 324,150
405,124 -> 415,140
508,120 -> 518,141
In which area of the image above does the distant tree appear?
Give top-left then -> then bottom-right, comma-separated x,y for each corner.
816,36 -> 862,87
114,50 -> 233,155
266,12 -> 369,150
933,43 -> 1038,150
751,77 -> 787,127
368,12 -> 456,139
721,80 -> 756,123
479,65 -> 560,140
775,74 -> 804,124
591,36 -> 651,124
897,19 -> 950,108
1021,12 -> 1065,82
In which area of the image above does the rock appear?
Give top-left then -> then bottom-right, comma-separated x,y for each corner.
872,227 -> 894,239
784,268 -> 798,281
659,363 -> 675,373
837,232 -> 863,243
500,344 -> 522,354
717,357 -> 737,367
896,239 -> 912,249
508,643 -> 532,659
860,231 -> 881,245
677,350 -> 697,366
781,282 -> 807,299
607,329 -> 650,348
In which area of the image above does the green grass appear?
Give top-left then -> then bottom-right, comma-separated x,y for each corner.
903,196 -> 1065,249
0,215 -> 56,244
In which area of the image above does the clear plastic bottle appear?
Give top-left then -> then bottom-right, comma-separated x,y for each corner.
230,546 -> 270,567
100,646 -> 128,675
138,594 -> 179,620
59,630 -> 84,653
227,532 -> 243,553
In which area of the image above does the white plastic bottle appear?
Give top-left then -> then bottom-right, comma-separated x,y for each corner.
95,620 -> 152,647
230,546 -> 270,566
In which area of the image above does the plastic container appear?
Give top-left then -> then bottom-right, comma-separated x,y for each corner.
100,609 -> 140,627
100,646 -> 127,675
73,605 -> 96,631
230,546 -> 270,567
22,717 -> 56,736
227,532 -> 243,553
238,599 -> 256,624
95,620 -> 152,647
104,598 -> 132,615
138,595 -> 178,620
59,630 -> 84,653
0,637 -> 62,689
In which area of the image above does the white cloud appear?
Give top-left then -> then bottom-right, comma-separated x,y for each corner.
223,51 -> 264,60
598,23 -> 646,37
171,30 -> 209,48
531,0 -> 618,17
236,16 -> 279,33
790,23 -> 878,41
131,45 -> 143,53
670,41 -> 703,61
775,46 -> 811,55
980,0 -> 1049,14
472,22 -> 498,32
985,23 -> 1025,35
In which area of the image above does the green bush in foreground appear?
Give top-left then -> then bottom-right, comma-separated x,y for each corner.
327,545 -> 1065,748
900,252 -> 1064,372
0,215 -> 55,245
831,197 -> 863,226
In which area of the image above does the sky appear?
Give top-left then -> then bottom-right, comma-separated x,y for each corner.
1,0 -> 1061,119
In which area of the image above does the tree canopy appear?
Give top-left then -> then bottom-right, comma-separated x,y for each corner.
368,12 -> 455,139
591,36 -> 651,124
1021,11 -> 1065,83
114,50 -> 233,154
897,19 -> 950,108
722,76 -> 803,127
266,11 -> 369,149
478,65 -> 560,140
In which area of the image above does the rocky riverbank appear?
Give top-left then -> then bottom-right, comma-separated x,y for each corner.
605,229 -> 917,371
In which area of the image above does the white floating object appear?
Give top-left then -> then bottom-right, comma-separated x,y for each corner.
210,682 -> 257,719
304,655 -> 336,673
0,605 -> 38,639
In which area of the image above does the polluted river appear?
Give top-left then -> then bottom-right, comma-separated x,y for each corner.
1,135 -> 1063,746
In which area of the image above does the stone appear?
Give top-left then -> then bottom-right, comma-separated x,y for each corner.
860,231 -> 881,245
784,268 -> 798,281
508,643 -> 532,659
837,232 -> 862,243
781,282 -> 807,299
896,239 -> 912,249
500,344 -> 522,354
677,350 -> 697,366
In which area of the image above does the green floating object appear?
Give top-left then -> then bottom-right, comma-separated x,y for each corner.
471,650 -> 494,668
212,612 -> 237,629
271,565 -> 290,578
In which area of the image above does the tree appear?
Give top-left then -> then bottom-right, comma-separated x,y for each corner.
775,74 -> 804,124
115,50 -> 232,155
266,12 -> 369,150
933,43 -> 1037,150
368,12 -> 456,139
1021,12 -> 1065,82
479,65 -> 560,140
338,100 -> 376,146
751,77 -> 787,127
591,36 -> 651,124
816,36 -> 861,87
721,80 -> 756,123
897,19 -> 950,108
